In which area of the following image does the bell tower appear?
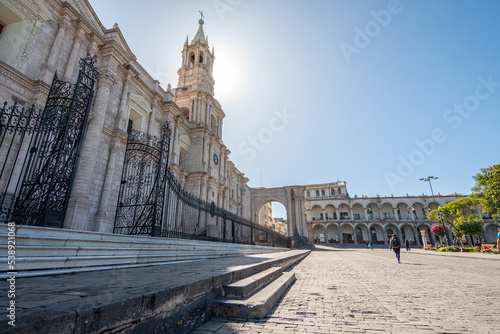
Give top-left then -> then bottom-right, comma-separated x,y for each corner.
175,16 -> 221,128
177,17 -> 215,94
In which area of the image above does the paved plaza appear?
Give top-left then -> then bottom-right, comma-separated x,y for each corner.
194,245 -> 499,334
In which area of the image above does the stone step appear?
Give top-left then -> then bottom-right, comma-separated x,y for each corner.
0,225 -> 280,252
0,244 -> 265,257
0,259 -> 199,279
0,250 -> 255,271
223,266 -> 283,298
0,225 -> 290,276
212,271 -> 296,319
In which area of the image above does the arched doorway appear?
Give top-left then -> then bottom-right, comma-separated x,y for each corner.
257,201 -> 288,236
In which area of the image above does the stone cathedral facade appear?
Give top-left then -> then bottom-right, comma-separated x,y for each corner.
0,0 -> 251,235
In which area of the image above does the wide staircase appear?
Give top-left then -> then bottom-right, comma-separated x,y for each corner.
0,224 -> 290,279
212,266 -> 296,318
0,224 -> 311,332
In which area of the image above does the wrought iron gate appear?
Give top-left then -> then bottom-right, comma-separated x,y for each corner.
0,55 -> 99,227
113,123 -> 171,236
113,122 -> 290,247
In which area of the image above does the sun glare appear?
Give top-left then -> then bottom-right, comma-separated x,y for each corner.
212,50 -> 244,99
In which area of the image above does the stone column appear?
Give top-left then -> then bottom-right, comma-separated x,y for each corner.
67,72 -> 116,230
306,223 -> 313,243
335,208 -> 340,221
87,33 -> 98,55
63,27 -> 85,80
364,208 -> 369,220
349,207 -> 354,221
413,225 -> 420,246
115,70 -> 133,132
148,98 -> 157,136
338,222 -> 343,244
394,207 -> 399,220
42,16 -> 71,82
94,140 -> 124,232
170,118 -> 179,164
378,207 -> 384,220
46,16 -> 71,69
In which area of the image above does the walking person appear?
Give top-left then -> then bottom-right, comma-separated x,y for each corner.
404,238 -> 411,251
389,234 -> 402,263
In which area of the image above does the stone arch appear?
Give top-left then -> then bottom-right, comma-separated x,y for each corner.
338,202 -> 350,220
340,223 -> 354,244
312,223 -> 326,243
352,203 -> 364,220
385,223 -> 400,242
484,223 -> 498,243
428,201 -> 440,211
400,223 -> 418,245
354,222 -> 369,244
189,51 -> 195,68
251,186 -> 306,241
326,222 -> 339,243
411,201 -> 426,220
368,223 -> 384,244
310,204 -> 323,221
366,202 -> 379,220
210,114 -> 217,135
324,204 -> 336,220
396,202 -> 411,220
381,202 -> 394,220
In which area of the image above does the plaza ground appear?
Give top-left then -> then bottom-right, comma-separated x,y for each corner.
194,245 -> 499,333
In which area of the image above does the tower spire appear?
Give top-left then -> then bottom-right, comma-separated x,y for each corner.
191,12 -> 207,44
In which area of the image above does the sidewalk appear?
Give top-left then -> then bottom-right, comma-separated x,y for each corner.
325,243 -> 500,260
0,249 -> 309,333
194,245 -> 500,333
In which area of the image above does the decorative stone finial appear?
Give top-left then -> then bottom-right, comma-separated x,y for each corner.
113,23 -> 118,28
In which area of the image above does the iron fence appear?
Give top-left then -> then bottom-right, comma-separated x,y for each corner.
0,55 -> 98,227
114,123 -> 291,248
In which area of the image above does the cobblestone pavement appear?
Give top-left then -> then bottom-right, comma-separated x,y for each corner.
193,245 -> 500,333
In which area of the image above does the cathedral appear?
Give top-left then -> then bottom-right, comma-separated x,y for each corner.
0,0 -> 253,235
0,0 -> 497,245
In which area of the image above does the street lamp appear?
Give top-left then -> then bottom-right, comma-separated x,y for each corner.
420,176 -> 438,198
437,207 -> 447,246
420,176 -> 447,246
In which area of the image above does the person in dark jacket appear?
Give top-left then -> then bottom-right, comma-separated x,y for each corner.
404,238 -> 411,251
389,234 -> 402,263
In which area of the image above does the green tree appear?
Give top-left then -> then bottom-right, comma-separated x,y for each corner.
471,163 -> 500,219
452,215 -> 484,249
427,197 -> 478,224
427,198 -> 478,246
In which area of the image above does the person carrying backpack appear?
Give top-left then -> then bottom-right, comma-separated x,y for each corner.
390,234 -> 401,263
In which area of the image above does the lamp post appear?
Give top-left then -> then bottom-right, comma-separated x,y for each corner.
419,176 -> 438,198
437,208 -> 447,246
420,176 -> 447,246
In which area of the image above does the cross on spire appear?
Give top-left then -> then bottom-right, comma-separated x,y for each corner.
199,11 -> 204,20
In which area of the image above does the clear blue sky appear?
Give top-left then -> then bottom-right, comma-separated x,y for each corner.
89,0 -> 500,205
